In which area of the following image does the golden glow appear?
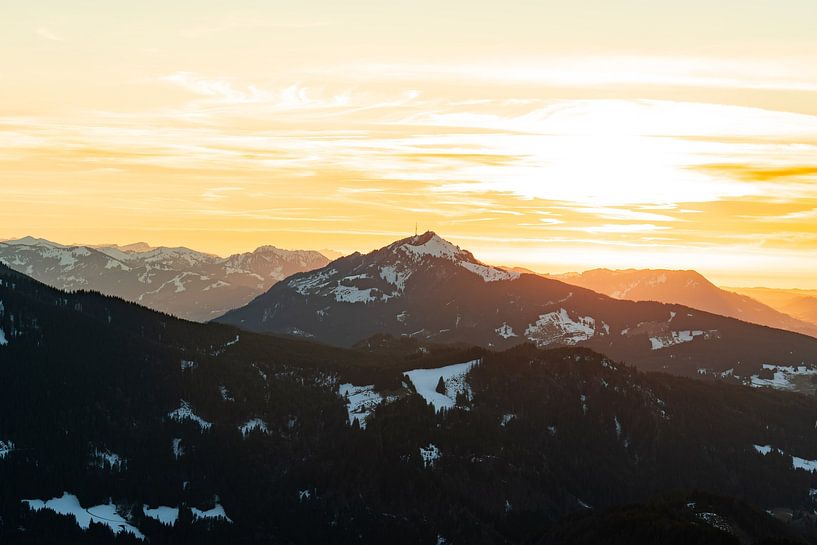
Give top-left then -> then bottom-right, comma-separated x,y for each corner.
3,1 -> 817,288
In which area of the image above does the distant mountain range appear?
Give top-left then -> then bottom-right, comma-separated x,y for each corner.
549,268 -> 817,338
1,262 -> 815,544
216,232 -> 817,381
728,286 -> 817,329
0,236 -> 330,321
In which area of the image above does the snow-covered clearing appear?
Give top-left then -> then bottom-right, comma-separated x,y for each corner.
338,383 -> 383,429
23,492 -> 144,539
404,360 -> 478,412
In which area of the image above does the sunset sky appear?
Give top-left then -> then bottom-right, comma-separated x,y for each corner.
3,0 -> 817,287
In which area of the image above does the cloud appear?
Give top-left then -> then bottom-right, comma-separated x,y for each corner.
695,164 -> 817,182
201,187 -> 242,201
160,72 -> 355,117
567,206 -> 678,222
580,224 -> 670,234
330,57 -> 817,93
761,208 -> 817,221
162,72 -> 271,104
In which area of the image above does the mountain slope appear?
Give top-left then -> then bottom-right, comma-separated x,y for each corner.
0,236 -> 329,321
2,263 -> 817,544
217,232 -> 817,379
551,268 -> 817,338
728,286 -> 817,329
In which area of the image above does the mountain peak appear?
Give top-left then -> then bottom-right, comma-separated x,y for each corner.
395,231 -> 467,261
2,236 -> 64,248
118,242 -> 154,253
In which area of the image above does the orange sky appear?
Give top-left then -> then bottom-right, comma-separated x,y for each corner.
3,1 -> 817,288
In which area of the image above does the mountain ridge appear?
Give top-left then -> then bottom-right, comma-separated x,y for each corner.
0,235 -> 330,321
217,232 -> 817,383
549,268 -> 817,338
2,261 -> 817,544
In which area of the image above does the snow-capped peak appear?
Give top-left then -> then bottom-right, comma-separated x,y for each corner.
392,232 -> 519,283
398,232 -> 465,261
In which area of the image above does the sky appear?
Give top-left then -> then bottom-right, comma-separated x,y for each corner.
2,0 -> 817,287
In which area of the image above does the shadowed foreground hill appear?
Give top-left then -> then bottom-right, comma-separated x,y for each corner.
1,263 -> 816,544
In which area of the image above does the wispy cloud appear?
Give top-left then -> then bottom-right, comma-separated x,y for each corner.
201,186 -> 242,201
162,72 -> 352,112
328,57 -> 817,93
695,164 -> 817,182
580,224 -> 670,234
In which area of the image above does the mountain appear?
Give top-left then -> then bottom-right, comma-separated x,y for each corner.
729,286 -> 817,329
2,262 -> 817,544
0,236 -> 329,321
549,269 -> 817,338
217,232 -> 817,381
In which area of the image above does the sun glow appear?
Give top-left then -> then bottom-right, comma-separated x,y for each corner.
2,0 -> 817,287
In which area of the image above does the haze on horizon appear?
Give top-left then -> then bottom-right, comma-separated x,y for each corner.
3,0 -> 817,288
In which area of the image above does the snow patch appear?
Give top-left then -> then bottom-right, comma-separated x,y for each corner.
649,330 -> 717,350
191,504 -> 232,523
399,233 -> 518,282
143,505 -> 179,526
23,492 -> 144,539
753,444 -> 817,472
239,418 -> 269,437
288,268 -> 336,295
696,512 -> 731,533
338,383 -> 383,429
404,360 -> 478,412
420,444 -> 440,467
525,309 -> 596,346
180,359 -> 197,371
495,322 -> 517,339
105,258 -> 131,271
750,364 -> 817,391
167,400 -> 212,431
401,234 -> 462,260
0,439 -> 14,459
332,284 -> 378,303
380,265 -> 411,292
458,261 -> 519,282
92,448 -> 124,470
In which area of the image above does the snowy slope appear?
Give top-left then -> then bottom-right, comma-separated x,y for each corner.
0,236 -> 329,321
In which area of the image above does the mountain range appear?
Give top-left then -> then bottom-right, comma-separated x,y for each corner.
0,236 -> 329,321
728,286 -> 817,329
217,232 -> 817,384
1,261 -> 816,544
549,268 -> 817,338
